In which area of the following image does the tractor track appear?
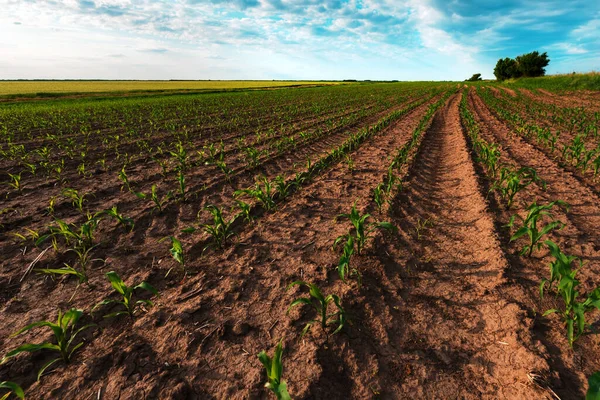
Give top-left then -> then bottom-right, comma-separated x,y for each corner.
377,93 -> 551,398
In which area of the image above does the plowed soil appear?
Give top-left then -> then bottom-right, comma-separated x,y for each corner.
1,87 -> 599,399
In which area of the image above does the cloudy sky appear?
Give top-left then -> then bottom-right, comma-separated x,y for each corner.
1,0 -> 598,80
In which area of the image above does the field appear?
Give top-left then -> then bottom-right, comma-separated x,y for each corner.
0,80 -> 343,97
1,81 -> 600,399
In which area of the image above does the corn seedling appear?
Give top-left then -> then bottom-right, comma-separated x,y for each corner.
541,240 -> 600,346
1,309 -> 94,381
373,183 -> 386,212
540,240 -> 582,300
6,172 -> 23,193
37,215 -> 100,250
169,141 -> 189,172
345,154 -> 355,171
414,217 -> 433,240
337,235 -> 361,286
160,236 -> 186,277
0,382 -> 24,400
235,199 -> 254,223
92,271 -> 158,318
37,244 -> 102,284
335,203 -> 395,254
61,188 -> 91,212
492,167 -> 545,209
12,228 -> 40,245
287,281 -> 346,336
274,175 -> 296,200
244,146 -> 263,169
102,206 -> 134,232
216,160 -> 234,183
47,195 -> 58,215
508,200 -> 568,257
235,176 -> 276,211
118,167 -> 145,199
184,205 -> 238,251
177,170 -> 186,200
257,341 -> 291,400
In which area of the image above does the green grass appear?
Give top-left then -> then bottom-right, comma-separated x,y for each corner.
0,80 -> 342,96
500,72 -> 600,91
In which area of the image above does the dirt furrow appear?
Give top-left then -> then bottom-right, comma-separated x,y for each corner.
382,93 -> 550,398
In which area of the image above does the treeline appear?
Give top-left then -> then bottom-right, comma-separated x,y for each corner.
494,51 -> 550,81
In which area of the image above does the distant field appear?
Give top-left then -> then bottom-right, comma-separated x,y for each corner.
0,80 -> 341,95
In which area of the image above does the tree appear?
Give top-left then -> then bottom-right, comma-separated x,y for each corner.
493,51 -> 550,81
466,73 -> 482,81
515,51 -> 550,77
494,58 -> 520,81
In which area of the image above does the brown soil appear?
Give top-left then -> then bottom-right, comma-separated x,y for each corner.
383,93 -> 550,398
468,89 -> 600,398
1,90 -> 598,399
517,88 -> 600,112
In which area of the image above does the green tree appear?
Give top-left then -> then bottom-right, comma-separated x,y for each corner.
494,51 -> 550,81
494,57 -> 520,81
466,73 -> 482,81
515,51 -> 550,77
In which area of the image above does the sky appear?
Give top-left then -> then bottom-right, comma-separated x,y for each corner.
0,0 -> 598,80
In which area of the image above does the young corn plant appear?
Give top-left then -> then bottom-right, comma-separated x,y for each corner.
337,235 -> 361,285
5,172 -> 23,193
118,167 -> 145,199
102,206 -> 134,232
235,176 -> 276,211
177,170 -> 186,201
47,195 -> 58,216
257,341 -> 291,400
373,183 -> 386,212
161,236 -> 186,277
492,167 -> 545,209
61,188 -> 91,212
541,241 -> 600,346
1,309 -> 94,381
235,199 -> 254,223
286,281 -> 346,337
216,160 -> 234,183
184,205 -> 238,251
0,381 -> 24,400
274,175 -> 296,200
540,240 -> 582,300
335,203 -> 395,255
508,200 -> 568,257
144,184 -> 171,213
37,244 -> 102,284
92,271 -> 158,319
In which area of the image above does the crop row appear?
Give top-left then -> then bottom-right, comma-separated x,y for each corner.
460,88 -> 600,397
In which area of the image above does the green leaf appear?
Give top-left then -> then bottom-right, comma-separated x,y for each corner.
0,382 -> 24,399
104,311 -> 130,319
376,221 -> 396,232
2,342 -> 60,362
510,226 -> 530,242
10,321 -> 56,337
37,358 -> 61,381
543,309 -> 558,316
587,372 -> 600,400
134,281 -> 158,296
106,271 -> 128,295
287,298 -> 312,313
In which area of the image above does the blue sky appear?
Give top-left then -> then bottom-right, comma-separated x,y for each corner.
0,0 -> 598,80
